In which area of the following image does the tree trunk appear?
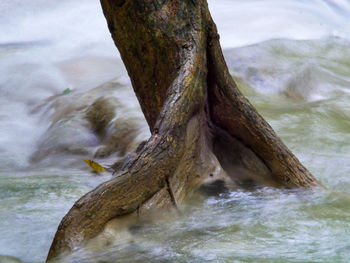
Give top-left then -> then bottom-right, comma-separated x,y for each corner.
47,0 -> 320,261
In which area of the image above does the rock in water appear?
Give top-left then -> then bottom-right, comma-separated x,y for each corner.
85,97 -> 116,137
0,255 -> 22,263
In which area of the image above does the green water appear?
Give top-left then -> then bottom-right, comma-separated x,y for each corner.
63,41 -> 350,263
64,189 -> 350,263
1,0 -> 350,258
1,37 -> 350,262
0,171 -> 109,262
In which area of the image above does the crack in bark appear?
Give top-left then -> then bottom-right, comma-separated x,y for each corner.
46,1 -> 321,261
166,177 -> 179,209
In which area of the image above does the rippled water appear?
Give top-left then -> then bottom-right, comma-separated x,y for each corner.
1,0 -> 350,262
64,189 -> 350,263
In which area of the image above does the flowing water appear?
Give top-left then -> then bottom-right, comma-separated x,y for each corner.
1,0 -> 350,262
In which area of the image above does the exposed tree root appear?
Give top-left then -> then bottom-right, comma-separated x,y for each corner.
46,0 -> 321,261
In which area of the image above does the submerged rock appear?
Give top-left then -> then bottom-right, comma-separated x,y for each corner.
85,97 -> 116,137
0,255 -> 22,263
94,116 -> 142,158
30,79 -> 149,167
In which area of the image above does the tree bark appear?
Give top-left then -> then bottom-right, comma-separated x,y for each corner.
47,0 -> 320,261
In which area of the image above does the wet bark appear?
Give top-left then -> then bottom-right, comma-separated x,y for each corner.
47,0 -> 320,261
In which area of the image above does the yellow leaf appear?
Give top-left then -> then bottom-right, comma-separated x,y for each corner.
83,159 -> 106,173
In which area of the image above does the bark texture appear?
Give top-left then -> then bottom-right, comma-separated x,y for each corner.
47,0 -> 320,261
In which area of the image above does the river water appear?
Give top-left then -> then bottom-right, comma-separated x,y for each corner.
0,0 -> 350,262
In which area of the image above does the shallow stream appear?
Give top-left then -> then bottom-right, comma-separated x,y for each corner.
1,0 -> 350,262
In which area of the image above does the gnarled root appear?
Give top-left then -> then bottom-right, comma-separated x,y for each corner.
46,0 -> 320,261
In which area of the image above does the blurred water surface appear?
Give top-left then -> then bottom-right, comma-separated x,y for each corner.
0,0 -> 350,262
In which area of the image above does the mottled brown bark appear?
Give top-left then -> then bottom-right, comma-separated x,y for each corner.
47,0 -> 320,261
